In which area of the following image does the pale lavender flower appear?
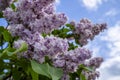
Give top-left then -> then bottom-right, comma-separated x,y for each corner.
69,18 -> 107,46
82,71 -> 100,80
20,33 -> 69,63
0,0 -> 11,11
88,57 -> 103,68
53,47 -> 92,73
14,39 -> 25,49
43,3 -> 56,14
44,35 -> 69,57
4,0 -> 67,34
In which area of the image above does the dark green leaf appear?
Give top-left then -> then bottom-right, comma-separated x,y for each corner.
52,29 -> 60,35
10,3 -> 16,11
12,68 -> 21,80
0,12 -> 3,18
0,27 -> 4,32
66,24 -> 75,30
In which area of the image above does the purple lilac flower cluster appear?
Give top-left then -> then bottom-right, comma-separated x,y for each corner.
3,0 -> 106,80
14,32 -> 69,63
0,0 -> 11,11
4,0 -> 67,35
82,57 -> 103,80
53,47 -> 92,80
53,47 -> 92,73
70,18 -> 107,46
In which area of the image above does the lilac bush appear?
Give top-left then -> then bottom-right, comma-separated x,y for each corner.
0,0 -> 107,80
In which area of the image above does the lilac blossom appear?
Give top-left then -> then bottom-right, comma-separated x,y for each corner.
69,18 -> 107,46
82,57 -> 103,80
53,47 -> 92,73
0,0 -> 11,11
14,32 -> 69,63
4,0 -> 67,35
82,71 -> 100,80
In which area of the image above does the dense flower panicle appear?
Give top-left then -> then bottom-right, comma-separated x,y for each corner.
82,71 -> 100,80
92,23 -> 107,35
3,0 -> 67,35
43,4 -> 56,14
0,0 -> 11,11
81,57 -> 103,80
14,33 -> 69,63
88,57 -> 103,68
4,0 -> 68,63
53,47 -> 92,73
44,35 -> 69,56
7,24 -> 25,36
17,0 -> 55,11
29,13 -> 67,33
69,18 -> 107,46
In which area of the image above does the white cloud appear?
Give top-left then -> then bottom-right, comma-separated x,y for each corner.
98,21 -> 120,80
105,9 -> 119,16
101,21 -> 120,57
55,0 -> 60,5
81,0 -> 103,10
98,56 -> 120,80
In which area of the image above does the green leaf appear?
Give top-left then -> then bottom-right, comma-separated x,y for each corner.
0,27 -> 4,32
1,42 -> 28,57
31,60 -> 63,80
1,46 -> 16,57
52,29 -> 60,35
80,74 -> 86,80
48,64 -> 63,80
0,27 -> 13,43
2,29 -> 13,42
12,68 -> 21,80
31,60 -> 51,78
61,28 -> 70,33
66,24 -> 75,30
68,42 -> 78,50
79,64 -> 93,72
10,3 -> 16,11
28,66 -> 39,80
0,12 -> 3,18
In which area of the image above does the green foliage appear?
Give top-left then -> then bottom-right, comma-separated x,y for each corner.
31,60 -> 63,80
0,12 -> 3,18
68,42 -> 78,50
1,42 -> 28,57
10,3 -> 17,11
52,24 -> 83,46
52,27 -> 71,38
66,24 -> 75,30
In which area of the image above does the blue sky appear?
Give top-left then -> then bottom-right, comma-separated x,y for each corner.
0,0 -> 120,80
